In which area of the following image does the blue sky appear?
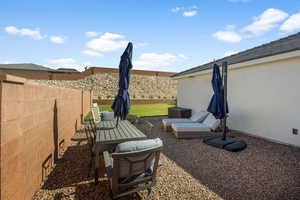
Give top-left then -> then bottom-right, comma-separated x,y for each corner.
0,0 -> 300,72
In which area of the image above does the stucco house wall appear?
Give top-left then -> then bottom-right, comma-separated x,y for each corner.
176,55 -> 300,147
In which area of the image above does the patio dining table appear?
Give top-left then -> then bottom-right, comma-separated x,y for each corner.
94,120 -> 147,183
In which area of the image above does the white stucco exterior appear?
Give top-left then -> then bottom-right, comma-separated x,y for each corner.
176,54 -> 300,147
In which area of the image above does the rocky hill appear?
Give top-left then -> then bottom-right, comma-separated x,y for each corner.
36,70 -> 177,100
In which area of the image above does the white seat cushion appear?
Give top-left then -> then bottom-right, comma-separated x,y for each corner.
102,111 -> 115,121
190,111 -> 209,122
171,123 -> 210,132
115,138 -> 163,153
93,103 -> 98,107
115,138 -> 163,178
202,114 -> 220,130
162,118 -> 192,126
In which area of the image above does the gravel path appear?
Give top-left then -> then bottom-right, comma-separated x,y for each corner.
33,117 -> 300,200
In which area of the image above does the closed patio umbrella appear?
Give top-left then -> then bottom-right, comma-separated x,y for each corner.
204,62 -> 247,152
207,63 -> 228,121
112,42 -> 133,127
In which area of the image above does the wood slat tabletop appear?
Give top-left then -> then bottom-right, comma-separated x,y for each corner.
95,120 -> 147,144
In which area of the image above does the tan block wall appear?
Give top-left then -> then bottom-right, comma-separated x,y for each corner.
0,74 -> 92,200
0,67 -> 175,81
0,70 -> 87,81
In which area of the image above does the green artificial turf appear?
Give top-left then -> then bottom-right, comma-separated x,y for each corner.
84,103 -> 174,121
99,103 -> 174,117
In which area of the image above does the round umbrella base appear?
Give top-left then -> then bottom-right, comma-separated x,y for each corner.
203,136 -> 247,152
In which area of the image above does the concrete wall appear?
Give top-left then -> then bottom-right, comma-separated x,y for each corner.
177,56 -> 300,147
0,74 -> 92,200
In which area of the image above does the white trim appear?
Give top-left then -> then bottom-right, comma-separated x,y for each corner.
173,50 -> 300,80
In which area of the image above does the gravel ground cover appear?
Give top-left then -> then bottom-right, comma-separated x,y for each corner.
33,117 -> 300,200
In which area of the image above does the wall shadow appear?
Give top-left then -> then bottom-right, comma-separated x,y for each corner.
40,130 -> 144,200
41,143 -> 93,190
53,100 -> 59,163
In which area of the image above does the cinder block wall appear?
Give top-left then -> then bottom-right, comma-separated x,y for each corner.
0,74 -> 92,200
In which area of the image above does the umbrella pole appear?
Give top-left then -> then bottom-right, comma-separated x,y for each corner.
203,61 -> 247,151
222,62 -> 228,140
116,117 -> 119,128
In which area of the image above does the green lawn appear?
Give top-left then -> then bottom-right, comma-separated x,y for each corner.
99,103 -> 174,117
84,103 -> 174,121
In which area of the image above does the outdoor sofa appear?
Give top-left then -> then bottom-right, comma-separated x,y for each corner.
162,111 -> 209,132
171,113 -> 220,139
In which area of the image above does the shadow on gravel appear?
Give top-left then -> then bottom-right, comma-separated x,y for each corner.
41,144 -> 92,190
38,132 -> 143,200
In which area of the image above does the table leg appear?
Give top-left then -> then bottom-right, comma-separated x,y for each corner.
94,167 -> 99,185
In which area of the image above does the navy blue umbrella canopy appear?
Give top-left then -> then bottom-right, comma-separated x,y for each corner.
207,63 -> 228,119
112,42 -> 133,124
204,62 -> 247,152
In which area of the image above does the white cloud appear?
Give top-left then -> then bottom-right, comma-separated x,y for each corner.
213,30 -> 242,43
183,10 -> 198,17
81,50 -> 103,57
178,54 -> 188,60
50,36 -> 65,44
48,58 -> 91,71
134,53 -> 187,70
226,24 -> 236,30
171,7 -> 182,13
280,13 -> 300,32
171,5 -> 198,17
86,32 -> 128,52
244,8 -> 288,35
81,61 -> 92,69
49,58 -> 76,67
224,51 -> 238,57
101,32 -> 124,40
85,31 -> 101,37
171,5 -> 197,12
4,26 -> 46,40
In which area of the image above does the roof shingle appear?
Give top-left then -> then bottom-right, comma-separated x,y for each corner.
173,32 -> 300,78
0,63 -> 56,72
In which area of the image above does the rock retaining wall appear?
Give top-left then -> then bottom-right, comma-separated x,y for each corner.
36,71 -> 177,100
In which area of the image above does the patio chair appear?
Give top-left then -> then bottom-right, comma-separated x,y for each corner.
92,103 -> 115,122
103,138 -> 163,200
162,110 -> 209,132
88,120 -> 97,138
127,114 -> 139,124
136,118 -> 154,138
91,105 -> 102,124
171,113 -> 220,139
84,124 -> 116,178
